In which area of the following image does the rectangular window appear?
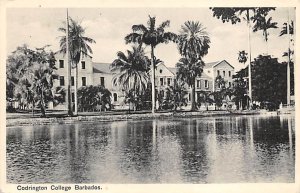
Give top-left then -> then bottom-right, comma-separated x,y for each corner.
71,93 -> 75,102
223,71 -> 226,77
81,61 -> 85,69
71,76 -> 74,86
60,76 -> 65,86
100,77 -> 105,86
229,71 -> 231,77
205,80 -> 209,88
167,78 -> 171,86
160,78 -> 164,86
113,93 -> 118,102
229,82 -> 232,87
197,80 -> 201,88
217,70 -> 220,76
82,77 -> 86,86
59,60 -> 64,68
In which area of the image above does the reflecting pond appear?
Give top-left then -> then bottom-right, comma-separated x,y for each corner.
6,115 -> 295,183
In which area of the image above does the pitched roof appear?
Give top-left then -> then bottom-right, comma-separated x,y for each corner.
204,60 -> 235,69
204,61 -> 220,69
93,62 -> 111,74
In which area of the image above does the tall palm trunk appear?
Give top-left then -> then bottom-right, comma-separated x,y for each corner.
40,92 -> 46,117
287,8 -> 291,105
151,45 -> 156,114
74,63 -> 78,115
66,10 -> 73,116
247,10 -> 253,109
191,83 -> 196,111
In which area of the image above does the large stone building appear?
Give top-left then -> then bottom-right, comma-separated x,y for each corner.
52,53 -> 234,110
155,60 -> 234,108
52,52 -> 94,110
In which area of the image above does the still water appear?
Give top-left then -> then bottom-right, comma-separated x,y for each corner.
7,115 -> 295,183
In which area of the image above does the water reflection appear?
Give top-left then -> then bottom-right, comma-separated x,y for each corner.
7,115 -> 295,183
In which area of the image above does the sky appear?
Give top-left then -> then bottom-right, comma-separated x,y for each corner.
6,7 -> 295,71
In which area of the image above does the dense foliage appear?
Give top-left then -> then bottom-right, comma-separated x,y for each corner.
251,55 -> 287,107
77,85 -> 111,112
6,45 -> 65,116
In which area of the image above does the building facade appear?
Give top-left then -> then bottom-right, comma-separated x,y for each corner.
155,60 -> 234,109
52,52 -> 94,110
52,53 -> 234,110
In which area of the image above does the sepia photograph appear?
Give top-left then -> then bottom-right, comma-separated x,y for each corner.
1,1 -> 298,193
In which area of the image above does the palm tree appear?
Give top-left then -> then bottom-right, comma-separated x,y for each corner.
176,21 -> 210,111
253,16 -> 278,53
280,15 -> 294,105
279,20 -> 294,36
58,17 -> 96,115
197,91 -> 213,111
111,46 -> 151,99
176,57 -> 205,111
238,50 -> 248,65
177,21 -> 210,59
125,15 -> 177,113
165,81 -> 188,111
215,75 -> 226,90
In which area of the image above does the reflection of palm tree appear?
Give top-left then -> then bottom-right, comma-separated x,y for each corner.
58,17 -> 96,115
111,46 -> 150,95
125,16 -> 177,113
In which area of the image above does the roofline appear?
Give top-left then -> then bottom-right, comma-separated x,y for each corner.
54,50 -> 93,59
212,60 -> 235,69
156,62 -> 176,76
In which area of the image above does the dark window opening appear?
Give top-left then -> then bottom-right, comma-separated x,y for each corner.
59,60 -> 64,68
60,76 -> 65,86
82,77 -> 86,86
71,93 -> 75,102
205,80 -> 209,88
113,93 -> 118,102
100,77 -> 105,87
71,76 -> 74,86
167,78 -> 171,86
81,61 -> 85,69
197,80 -> 201,88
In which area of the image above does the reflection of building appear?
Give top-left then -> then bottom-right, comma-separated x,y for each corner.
52,53 -> 234,110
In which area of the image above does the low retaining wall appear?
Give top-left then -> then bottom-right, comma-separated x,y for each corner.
6,110 -> 259,127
